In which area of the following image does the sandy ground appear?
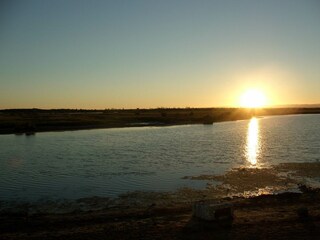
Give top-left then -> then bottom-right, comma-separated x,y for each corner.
1,162 -> 320,239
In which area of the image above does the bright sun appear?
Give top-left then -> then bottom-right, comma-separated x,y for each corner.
240,89 -> 267,108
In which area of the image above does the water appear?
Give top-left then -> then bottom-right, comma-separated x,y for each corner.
0,114 -> 319,202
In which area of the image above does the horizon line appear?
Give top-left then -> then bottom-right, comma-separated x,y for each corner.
1,104 -> 320,111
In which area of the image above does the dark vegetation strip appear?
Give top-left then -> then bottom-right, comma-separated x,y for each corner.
0,108 -> 319,134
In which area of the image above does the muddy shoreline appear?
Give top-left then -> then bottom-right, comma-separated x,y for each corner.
1,191 -> 320,239
1,162 -> 320,239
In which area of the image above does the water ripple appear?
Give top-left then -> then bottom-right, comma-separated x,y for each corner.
0,114 -> 319,202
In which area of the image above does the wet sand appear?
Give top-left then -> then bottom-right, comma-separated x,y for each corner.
1,162 -> 320,239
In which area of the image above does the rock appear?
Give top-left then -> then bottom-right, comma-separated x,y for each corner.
193,202 -> 234,221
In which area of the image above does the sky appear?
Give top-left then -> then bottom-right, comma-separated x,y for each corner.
1,0 -> 319,109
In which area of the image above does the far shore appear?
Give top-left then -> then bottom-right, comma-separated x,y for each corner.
0,107 -> 319,135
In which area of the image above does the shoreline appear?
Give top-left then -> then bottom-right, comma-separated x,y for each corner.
1,190 -> 320,239
1,162 -> 320,239
2,161 -> 320,210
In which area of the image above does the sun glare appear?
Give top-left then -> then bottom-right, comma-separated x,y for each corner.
240,89 -> 267,108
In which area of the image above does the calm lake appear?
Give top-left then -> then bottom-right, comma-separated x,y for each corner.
0,114 -> 319,202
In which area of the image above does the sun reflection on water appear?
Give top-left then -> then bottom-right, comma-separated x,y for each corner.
246,117 -> 260,166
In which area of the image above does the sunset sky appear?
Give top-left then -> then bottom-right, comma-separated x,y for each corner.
1,0 -> 319,109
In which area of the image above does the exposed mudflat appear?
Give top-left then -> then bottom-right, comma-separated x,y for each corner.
1,162 -> 320,239
183,162 -> 320,198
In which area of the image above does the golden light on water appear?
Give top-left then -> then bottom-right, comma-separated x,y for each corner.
246,117 -> 260,166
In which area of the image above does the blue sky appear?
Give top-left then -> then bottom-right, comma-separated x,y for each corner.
1,0 -> 319,108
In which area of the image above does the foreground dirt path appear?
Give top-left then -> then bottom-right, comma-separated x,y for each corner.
1,191 -> 320,240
